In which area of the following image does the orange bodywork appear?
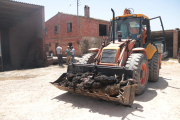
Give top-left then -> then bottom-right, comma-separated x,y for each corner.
118,40 -> 136,66
97,40 -> 136,67
98,41 -> 122,66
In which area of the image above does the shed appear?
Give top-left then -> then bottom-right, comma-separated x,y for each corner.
0,0 -> 45,71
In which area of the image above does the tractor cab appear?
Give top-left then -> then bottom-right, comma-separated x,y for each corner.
111,14 -> 150,48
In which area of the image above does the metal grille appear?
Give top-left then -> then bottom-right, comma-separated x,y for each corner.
101,49 -> 117,63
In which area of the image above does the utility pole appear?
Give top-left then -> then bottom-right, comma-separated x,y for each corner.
77,0 -> 79,30
77,0 -> 79,16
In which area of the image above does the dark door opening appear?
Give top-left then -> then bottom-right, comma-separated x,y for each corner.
0,31 -> 3,71
1,29 -> 11,71
0,0 -> 44,71
178,31 -> 180,53
99,24 -> 107,36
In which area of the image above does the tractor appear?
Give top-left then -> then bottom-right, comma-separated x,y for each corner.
51,8 -> 166,106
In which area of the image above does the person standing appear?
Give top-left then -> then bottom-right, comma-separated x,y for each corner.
71,46 -> 75,63
56,44 -> 63,66
66,46 -> 71,64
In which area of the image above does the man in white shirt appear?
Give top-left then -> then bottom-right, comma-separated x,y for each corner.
56,44 -> 63,66
71,46 -> 75,63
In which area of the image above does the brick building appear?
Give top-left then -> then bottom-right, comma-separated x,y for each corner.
44,5 -> 110,57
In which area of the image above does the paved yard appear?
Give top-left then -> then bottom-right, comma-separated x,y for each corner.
0,59 -> 180,120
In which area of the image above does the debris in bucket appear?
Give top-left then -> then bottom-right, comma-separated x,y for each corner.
57,71 -> 137,98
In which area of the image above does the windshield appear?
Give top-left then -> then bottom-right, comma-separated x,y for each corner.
112,18 -> 141,40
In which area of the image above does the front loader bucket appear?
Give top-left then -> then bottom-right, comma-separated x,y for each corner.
51,64 -> 137,106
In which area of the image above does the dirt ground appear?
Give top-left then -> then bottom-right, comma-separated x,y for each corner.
0,59 -> 180,120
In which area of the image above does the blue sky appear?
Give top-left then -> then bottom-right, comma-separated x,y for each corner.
16,0 -> 180,31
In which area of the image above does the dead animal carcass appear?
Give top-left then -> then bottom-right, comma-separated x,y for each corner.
51,64 -> 137,106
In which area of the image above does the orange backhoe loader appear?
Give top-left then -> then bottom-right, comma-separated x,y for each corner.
51,8 -> 166,106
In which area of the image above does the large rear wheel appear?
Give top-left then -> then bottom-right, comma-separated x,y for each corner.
148,52 -> 159,82
125,53 -> 149,95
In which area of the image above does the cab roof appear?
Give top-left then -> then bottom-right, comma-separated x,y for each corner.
114,14 -> 149,20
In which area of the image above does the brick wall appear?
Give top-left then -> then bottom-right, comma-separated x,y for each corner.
173,29 -> 179,58
44,13 -> 59,39
44,12 -> 109,57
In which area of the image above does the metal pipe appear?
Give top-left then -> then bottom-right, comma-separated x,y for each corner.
159,16 -> 166,52
149,16 -> 160,20
111,8 -> 115,43
150,16 -> 166,52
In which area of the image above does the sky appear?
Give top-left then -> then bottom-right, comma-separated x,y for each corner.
15,0 -> 180,31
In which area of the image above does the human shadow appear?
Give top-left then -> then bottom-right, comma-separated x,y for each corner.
54,92 -> 144,119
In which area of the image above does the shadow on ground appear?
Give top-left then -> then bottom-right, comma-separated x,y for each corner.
54,92 -> 144,119
135,77 -> 168,102
162,58 -> 169,61
53,76 -> 169,119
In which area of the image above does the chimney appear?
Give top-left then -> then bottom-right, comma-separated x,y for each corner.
84,5 -> 90,18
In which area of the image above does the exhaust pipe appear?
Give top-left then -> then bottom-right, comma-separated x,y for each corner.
111,8 -> 115,43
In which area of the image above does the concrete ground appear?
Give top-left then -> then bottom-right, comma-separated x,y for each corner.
0,59 -> 180,120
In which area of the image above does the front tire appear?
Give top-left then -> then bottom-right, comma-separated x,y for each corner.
125,53 -> 149,95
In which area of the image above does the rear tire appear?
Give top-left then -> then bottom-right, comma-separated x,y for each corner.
148,52 -> 159,82
125,53 -> 149,95
78,53 -> 96,64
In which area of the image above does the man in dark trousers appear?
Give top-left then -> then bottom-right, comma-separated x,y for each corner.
56,44 -> 63,66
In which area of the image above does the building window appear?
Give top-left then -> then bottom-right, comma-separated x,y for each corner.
45,28 -> 48,36
45,44 -> 49,52
67,23 -> 72,32
68,43 -> 72,48
99,24 -> 107,36
54,26 -> 59,34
